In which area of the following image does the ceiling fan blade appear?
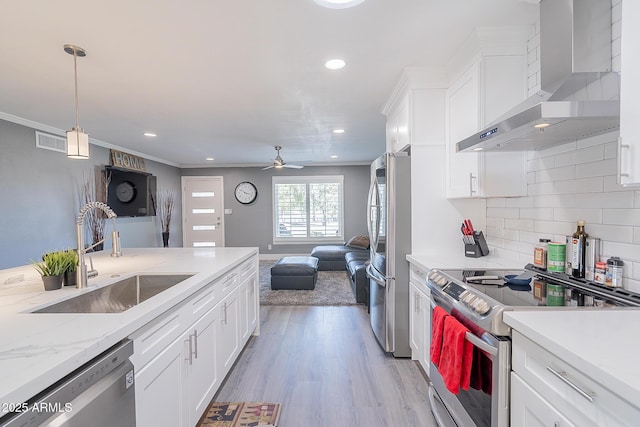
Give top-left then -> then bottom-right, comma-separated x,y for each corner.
283,164 -> 304,169
261,165 -> 275,170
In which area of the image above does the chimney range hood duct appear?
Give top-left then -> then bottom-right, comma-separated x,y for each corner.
457,0 -> 619,153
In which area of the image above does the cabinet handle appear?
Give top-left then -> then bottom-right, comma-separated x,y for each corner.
469,173 -> 477,195
617,137 -> 630,185
192,330 -> 198,360
185,335 -> 193,365
223,302 -> 228,325
415,293 -> 420,312
546,366 -> 595,402
554,423 -> 560,427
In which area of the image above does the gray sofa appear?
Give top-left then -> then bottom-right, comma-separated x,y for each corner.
310,239 -> 370,304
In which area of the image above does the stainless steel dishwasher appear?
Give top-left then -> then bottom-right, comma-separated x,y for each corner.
0,339 -> 136,427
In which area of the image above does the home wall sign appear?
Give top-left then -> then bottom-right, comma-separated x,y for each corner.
110,149 -> 146,172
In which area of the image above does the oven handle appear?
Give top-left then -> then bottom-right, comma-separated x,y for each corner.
430,300 -> 498,357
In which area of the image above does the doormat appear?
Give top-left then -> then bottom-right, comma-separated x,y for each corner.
198,402 -> 281,427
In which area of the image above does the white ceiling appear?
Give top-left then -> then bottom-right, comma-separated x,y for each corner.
0,0 -> 538,168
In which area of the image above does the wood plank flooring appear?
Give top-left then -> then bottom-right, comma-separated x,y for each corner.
214,305 -> 437,427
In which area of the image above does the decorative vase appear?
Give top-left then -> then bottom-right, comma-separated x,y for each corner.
162,232 -> 170,247
63,270 -> 77,287
42,274 -> 63,291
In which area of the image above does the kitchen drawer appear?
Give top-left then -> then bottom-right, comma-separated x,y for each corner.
237,255 -> 257,283
130,307 -> 185,369
410,263 -> 427,286
512,331 -> 640,427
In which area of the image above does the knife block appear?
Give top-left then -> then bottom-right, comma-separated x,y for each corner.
464,231 -> 490,258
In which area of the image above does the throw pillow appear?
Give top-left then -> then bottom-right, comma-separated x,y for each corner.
346,235 -> 370,249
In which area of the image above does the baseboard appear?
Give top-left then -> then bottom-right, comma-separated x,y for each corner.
259,253 -> 307,261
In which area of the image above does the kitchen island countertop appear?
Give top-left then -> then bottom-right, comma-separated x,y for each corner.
0,247 -> 257,412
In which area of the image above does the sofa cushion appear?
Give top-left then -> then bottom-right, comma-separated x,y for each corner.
345,251 -> 369,264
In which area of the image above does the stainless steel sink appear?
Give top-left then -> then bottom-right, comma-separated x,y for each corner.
33,274 -> 194,313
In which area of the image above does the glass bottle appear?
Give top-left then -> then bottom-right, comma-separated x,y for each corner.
571,220 -> 588,278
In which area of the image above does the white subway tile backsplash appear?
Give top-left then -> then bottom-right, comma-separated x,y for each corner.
586,223 -> 634,243
505,196 -> 535,208
536,165 -> 575,183
535,141 -> 577,158
486,198 -> 506,208
603,209 -> 640,226
526,155 -> 554,172
602,241 -> 640,263
533,220 -> 575,236
534,194 -> 575,208
486,217 -> 504,229
603,175 -> 627,193
553,208 -> 602,224
520,207 -> 554,220
575,159 -> 617,179
487,207 -> 519,219
575,191 -> 633,209
604,141 -> 618,159
527,171 -> 536,185
572,177 -> 604,193
505,218 -> 535,231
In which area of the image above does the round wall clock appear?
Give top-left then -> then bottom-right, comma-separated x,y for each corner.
234,181 -> 258,204
115,181 -> 137,203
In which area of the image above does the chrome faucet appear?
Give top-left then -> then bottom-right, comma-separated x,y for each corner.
76,201 -> 122,289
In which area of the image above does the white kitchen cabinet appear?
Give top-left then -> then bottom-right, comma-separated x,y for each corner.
619,0 -> 640,185
511,372 -> 575,427
216,285 -> 240,377
135,335 -> 188,427
445,29 -> 529,198
382,67 -> 448,152
185,307 -> 219,426
130,254 -> 259,427
511,330 -> 640,427
408,262 -> 430,375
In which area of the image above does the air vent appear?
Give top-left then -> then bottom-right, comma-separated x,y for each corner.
35,131 -> 66,153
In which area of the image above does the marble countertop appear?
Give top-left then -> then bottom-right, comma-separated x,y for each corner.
504,310 -> 640,408
407,250 -> 522,272
0,247 -> 257,410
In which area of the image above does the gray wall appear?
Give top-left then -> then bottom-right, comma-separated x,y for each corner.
0,119 -> 182,269
181,165 -> 371,256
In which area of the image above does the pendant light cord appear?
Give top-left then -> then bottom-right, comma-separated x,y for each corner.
73,50 -> 80,131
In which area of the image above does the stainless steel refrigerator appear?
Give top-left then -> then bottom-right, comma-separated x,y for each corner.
366,151 -> 411,357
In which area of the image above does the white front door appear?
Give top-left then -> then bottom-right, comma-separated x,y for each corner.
182,176 -> 225,247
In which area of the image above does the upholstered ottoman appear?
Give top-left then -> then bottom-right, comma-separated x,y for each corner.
270,256 -> 319,290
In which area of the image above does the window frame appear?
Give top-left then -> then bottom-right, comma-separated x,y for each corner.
272,175 -> 345,245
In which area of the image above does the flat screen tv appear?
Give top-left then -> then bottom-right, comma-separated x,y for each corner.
105,166 -> 157,217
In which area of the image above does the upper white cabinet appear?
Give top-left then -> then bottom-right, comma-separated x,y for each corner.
445,28 -> 530,198
382,67 -> 448,152
619,0 -> 640,185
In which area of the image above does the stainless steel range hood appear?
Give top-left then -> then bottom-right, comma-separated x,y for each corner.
457,0 -> 619,153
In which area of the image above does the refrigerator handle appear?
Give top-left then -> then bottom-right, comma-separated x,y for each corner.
366,264 -> 386,287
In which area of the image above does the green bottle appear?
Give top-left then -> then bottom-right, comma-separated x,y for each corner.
571,220 -> 588,278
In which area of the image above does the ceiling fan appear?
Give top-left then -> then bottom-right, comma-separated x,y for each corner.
262,145 -> 304,170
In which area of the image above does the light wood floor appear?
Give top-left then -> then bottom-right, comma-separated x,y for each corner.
214,305 -> 437,427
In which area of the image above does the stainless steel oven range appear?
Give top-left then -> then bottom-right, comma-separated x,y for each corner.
426,265 -> 640,427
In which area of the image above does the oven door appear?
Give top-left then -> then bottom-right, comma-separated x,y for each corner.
429,298 -> 511,427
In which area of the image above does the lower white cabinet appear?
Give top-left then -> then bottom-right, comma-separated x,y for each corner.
511,373 -> 575,427
130,254 -> 259,427
409,263 -> 430,375
511,330 -> 640,427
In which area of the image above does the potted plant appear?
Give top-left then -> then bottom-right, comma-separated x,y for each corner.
62,249 -> 79,287
32,251 -> 68,291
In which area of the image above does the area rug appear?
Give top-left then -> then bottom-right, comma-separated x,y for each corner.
259,260 -> 357,306
198,402 -> 281,427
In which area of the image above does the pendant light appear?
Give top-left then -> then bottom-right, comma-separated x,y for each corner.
64,44 -> 89,159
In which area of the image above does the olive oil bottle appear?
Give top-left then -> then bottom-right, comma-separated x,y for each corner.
571,220 -> 588,278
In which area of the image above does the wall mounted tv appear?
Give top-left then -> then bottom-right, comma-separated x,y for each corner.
105,166 -> 157,217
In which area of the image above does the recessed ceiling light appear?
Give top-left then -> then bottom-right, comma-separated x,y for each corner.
534,123 -> 550,129
143,132 -> 157,137
205,157 -> 214,161
473,147 -> 484,151
325,59 -> 346,70
330,155 -> 339,159
333,129 -> 345,134
314,0 -> 366,9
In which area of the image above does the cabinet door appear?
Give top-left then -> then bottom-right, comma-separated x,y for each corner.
620,0 -> 640,185
217,288 -> 240,378
185,307 -> 219,426
418,287 -> 431,374
511,373 -> 576,427
135,336 -> 188,427
245,275 -> 258,337
446,62 -> 481,198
